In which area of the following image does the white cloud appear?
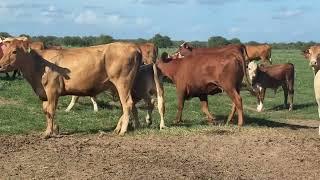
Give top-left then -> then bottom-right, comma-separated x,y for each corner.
272,9 -> 304,19
74,10 -> 98,24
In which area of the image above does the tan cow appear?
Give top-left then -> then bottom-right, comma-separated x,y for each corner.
245,44 -> 272,64
0,40 -> 142,138
138,43 -> 158,64
303,45 -> 320,74
66,58 -> 166,129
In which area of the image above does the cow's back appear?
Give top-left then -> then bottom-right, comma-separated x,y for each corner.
245,44 -> 271,60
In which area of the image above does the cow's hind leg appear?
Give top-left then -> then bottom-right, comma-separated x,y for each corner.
144,97 -> 154,127
175,91 -> 185,124
225,89 -> 244,126
65,96 -> 79,112
199,95 -> 216,124
131,103 -> 140,129
113,82 -> 134,136
287,81 -> 294,111
282,84 -> 289,109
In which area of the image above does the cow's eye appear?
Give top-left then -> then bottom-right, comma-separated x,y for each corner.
12,50 -> 17,54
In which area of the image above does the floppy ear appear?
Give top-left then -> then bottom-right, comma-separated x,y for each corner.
302,48 -> 310,58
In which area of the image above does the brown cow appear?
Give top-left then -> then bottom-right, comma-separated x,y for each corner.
303,45 -> 320,74
156,49 -> 251,126
177,42 -> 249,62
0,40 -> 142,138
30,41 -> 45,50
245,44 -> 272,64
66,63 -> 166,129
247,61 -> 294,112
138,43 -> 158,64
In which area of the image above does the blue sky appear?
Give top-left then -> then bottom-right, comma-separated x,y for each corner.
0,0 -> 319,42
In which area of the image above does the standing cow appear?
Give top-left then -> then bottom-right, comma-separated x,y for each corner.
247,61 -> 294,112
157,48 -> 251,126
245,44 -> 272,64
0,40 -> 142,138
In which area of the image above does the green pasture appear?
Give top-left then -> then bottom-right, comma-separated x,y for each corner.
0,49 -> 318,135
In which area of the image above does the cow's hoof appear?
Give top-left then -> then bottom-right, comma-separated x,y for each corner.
42,131 -> 52,139
113,127 -> 121,135
160,125 -> 167,130
53,125 -> 60,135
118,131 -> 126,136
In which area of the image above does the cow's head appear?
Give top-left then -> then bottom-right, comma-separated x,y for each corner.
247,61 -> 258,83
175,42 -> 193,57
0,40 -> 30,72
303,46 -> 320,74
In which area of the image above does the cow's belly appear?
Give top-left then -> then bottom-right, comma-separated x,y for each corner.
63,68 -> 109,96
185,82 -> 222,99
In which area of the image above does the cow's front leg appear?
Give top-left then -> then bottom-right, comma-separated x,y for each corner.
42,97 -> 59,139
175,91 -> 185,124
257,87 -> 265,112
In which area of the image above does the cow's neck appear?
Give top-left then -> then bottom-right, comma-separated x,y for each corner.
157,60 -> 179,83
17,52 -> 47,99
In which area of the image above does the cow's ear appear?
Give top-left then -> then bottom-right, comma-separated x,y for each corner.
302,49 -> 310,58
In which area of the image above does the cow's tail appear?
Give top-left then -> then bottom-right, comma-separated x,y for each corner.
152,63 -> 166,129
240,44 -> 255,95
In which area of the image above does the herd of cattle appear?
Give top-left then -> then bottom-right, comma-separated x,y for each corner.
0,36 -> 318,138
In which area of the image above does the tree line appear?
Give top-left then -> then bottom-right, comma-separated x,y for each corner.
0,32 -> 318,50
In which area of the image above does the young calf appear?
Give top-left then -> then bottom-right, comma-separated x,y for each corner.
247,62 -> 295,112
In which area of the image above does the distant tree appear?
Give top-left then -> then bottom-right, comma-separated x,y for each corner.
0,32 -> 11,38
151,34 -> 173,48
208,36 -> 230,47
136,38 -> 148,44
94,34 -> 114,45
19,34 -> 31,39
229,38 -> 241,44
246,41 -> 260,45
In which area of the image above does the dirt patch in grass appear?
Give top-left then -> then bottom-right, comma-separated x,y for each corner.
0,125 -> 319,179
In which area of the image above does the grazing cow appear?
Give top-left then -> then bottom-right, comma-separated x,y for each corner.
156,49 -> 252,126
245,44 -> 272,64
303,45 -> 320,74
138,43 -> 158,64
0,40 -> 142,138
247,61 -> 294,112
66,64 -> 166,129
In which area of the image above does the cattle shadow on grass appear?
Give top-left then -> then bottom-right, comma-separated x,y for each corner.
170,114 -> 317,130
244,115 -> 317,130
268,102 -> 316,111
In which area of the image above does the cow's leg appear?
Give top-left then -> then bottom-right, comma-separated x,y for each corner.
113,83 -> 134,136
144,97 -> 154,127
65,96 -> 79,112
226,103 -> 236,125
42,95 -> 59,139
175,91 -> 185,124
199,95 -> 215,124
257,88 -> 266,112
5,72 -> 10,78
225,89 -> 244,126
131,103 -> 140,129
282,85 -> 289,109
287,81 -> 294,111
90,96 -> 98,112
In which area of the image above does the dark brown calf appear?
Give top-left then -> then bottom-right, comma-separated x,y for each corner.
247,62 -> 294,112
157,51 -> 249,126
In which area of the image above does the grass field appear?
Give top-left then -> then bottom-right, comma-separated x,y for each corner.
0,49 -> 318,135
